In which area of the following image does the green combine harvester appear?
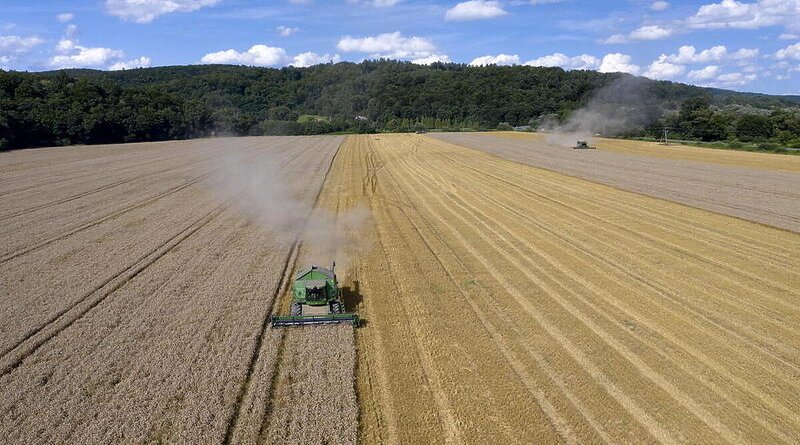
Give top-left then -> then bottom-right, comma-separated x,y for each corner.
271,262 -> 360,327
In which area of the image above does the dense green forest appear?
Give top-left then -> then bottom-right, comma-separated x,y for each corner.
2,60 -> 800,150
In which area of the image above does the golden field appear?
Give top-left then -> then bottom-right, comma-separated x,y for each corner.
347,134 -> 800,444
1,133 -> 798,444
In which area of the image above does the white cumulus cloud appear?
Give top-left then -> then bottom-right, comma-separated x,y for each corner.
629,25 -> 674,40
277,26 -> 299,37
337,31 -> 438,60
732,47 -> 759,59
109,56 -> 152,70
469,54 -> 520,66
105,0 -> 221,23
0,35 -> 45,54
715,71 -> 757,85
659,44 -> 758,67
687,0 -> 800,29
688,65 -> 721,79
775,42 -> 800,59
50,46 -> 125,68
199,45 -> 341,68
56,38 -> 76,52
49,25 -> 148,70
200,44 -> 288,66
643,55 -> 686,79
665,45 -> 728,63
524,53 -> 600,70
291,52 -> 341,67
411,54 -> 452,64
603,25 -> 674,43
445,1 -> 507,21
598,53 -> 640,74
57,13 -> 75,22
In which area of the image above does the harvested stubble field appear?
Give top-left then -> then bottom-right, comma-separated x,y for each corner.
430,132 -> 800,232
346,134 -> 800,443
0,136 -> 357,444
492,130 -> 800,172
2,132 -> 799,445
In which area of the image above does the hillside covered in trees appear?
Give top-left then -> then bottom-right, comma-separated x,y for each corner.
2,61 -> 800,150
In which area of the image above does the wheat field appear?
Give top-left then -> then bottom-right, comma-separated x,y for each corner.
0,136 -> 357,444
348,134 -> 800,444
1,133 -> 798,444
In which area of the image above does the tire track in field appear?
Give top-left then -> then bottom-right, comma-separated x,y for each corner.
490,136 -> 800,200
362,138 -> 463,443
0,144 -> 212,198
478,185 -> 800,396
418,140 -> 800,438
367,199 -> 464,444
441,145 -> 799,275
398,186 -> 617,444
439,150 -> 800,313
450,133 -> 800,199
222,137 -> 344,445
440,151 -> 800,363
375,148 -> 587,443
397,149 -> 761,444
463,165 -> 800,365
0,173 -> 212,263
431,147 -> 800,381
0,138 -> 318,359
0,176 -> 149,222
465,150 -> 796,263
227,239 -> 297,445
0,197 -> 236,377
405,150 -> 799,441
0,147 -> 230,222
348,137 -> 400,445
431,134 -> 800,232
0,139 -> 305,263
386,140 -> 680,444
483,176 -> 800,357
414,141 -> 800,440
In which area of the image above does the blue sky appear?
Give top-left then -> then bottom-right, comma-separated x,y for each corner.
1,0 -> 799,94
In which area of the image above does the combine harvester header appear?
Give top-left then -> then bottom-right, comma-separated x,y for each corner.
271,262 -> 360,327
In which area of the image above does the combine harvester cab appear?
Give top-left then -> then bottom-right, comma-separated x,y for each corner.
271,262 -> 360,327
574,140 -> 595,149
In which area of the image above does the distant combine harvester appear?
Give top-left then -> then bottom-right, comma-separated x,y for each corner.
659,127 -> 672,145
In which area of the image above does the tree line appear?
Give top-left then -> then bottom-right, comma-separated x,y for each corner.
2,61 -> 799,150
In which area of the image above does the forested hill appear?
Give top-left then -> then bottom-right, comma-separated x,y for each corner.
2,61 -> 799,150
